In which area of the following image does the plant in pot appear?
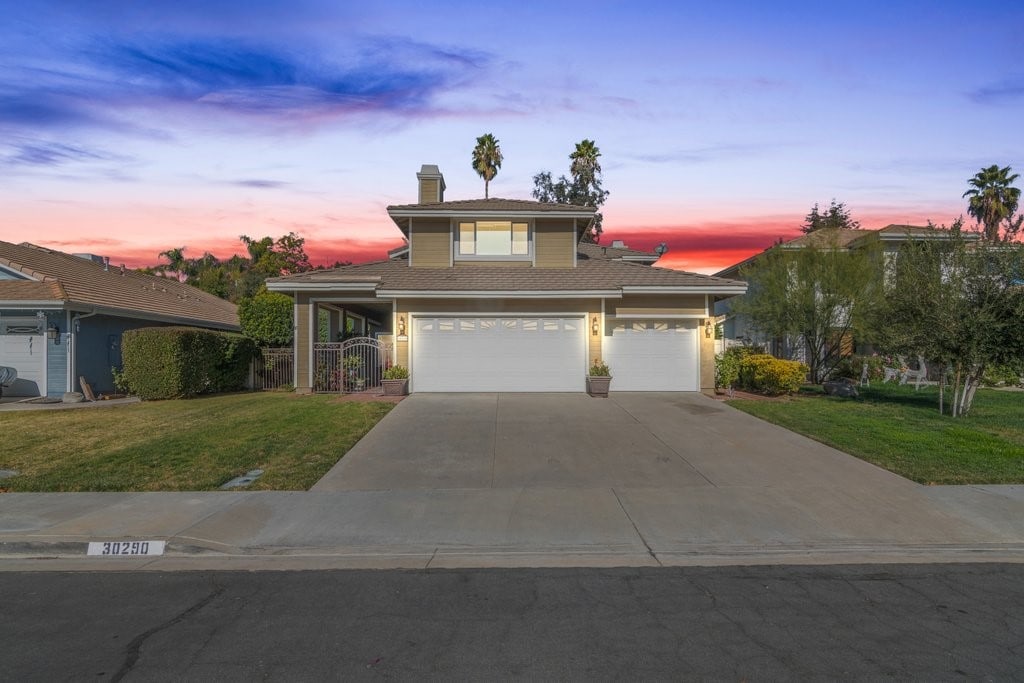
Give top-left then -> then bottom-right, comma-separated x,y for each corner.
381,365 -> 409,396
587,359 -> 612,397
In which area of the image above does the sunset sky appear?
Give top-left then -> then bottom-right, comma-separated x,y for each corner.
2,1 -> 1021,274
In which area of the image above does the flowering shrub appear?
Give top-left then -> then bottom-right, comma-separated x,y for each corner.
737,354 -> 808,395
715,346 -> 756,392
589,359 -> 611,376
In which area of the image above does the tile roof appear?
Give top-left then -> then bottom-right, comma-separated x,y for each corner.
387,198 -> 595,213
269,255 -> 745,292
577,242 -> 658,260
0,280 -> 67,301
0,241 -> 239,329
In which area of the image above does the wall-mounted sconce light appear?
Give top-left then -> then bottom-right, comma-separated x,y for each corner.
592,315 -> 599,336
704,318 -> 713,338
47,323 -> 60,344
398,315 -> 406,336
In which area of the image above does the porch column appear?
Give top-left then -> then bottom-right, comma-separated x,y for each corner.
294,293 -> 315,393
328,308 -> 342,342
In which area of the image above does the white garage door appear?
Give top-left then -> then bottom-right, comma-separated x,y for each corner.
412,316 -> 585,392
0,334 -> 46,397
603,319 -> 699,391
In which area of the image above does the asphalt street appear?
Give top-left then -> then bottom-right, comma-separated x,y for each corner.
4,564 -> 1022,681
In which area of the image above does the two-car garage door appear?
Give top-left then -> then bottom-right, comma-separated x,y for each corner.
410,315 -> 699,392
412,316 -> 585,392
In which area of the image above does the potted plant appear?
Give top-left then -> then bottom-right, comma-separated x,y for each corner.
382,365 -> 409,396
587,359 -> 612,397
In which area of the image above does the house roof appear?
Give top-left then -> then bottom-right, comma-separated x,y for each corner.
387,197 -> 595,214
267,254 -> 745,295
577,242 -> 659,262
712,224 -> 975,278
0,241 -> 239,329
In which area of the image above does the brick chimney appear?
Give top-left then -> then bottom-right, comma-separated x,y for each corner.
416,164 -> 445,204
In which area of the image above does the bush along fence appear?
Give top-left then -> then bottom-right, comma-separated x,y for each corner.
715,346 -> 808,396
118,327 -> 257,399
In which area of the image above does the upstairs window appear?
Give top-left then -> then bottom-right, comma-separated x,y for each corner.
458,221 -> 530,257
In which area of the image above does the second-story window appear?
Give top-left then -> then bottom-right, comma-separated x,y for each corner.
458,221 -> 529,257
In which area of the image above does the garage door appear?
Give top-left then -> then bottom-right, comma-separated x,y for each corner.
603,319 -> 699,391
0,333 -> 46,397
412,316 -> 585,392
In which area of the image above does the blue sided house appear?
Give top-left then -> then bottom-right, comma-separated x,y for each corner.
0,241 -> 239,398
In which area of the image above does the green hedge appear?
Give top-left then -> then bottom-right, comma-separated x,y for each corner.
120,327 -> 257,400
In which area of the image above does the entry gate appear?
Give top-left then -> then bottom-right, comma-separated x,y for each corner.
313,337 -> 392,393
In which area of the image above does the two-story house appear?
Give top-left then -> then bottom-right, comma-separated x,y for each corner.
267,165 -> 746,393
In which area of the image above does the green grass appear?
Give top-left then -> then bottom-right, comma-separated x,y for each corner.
0,393 -> 394,492
728,384 -> 1024,485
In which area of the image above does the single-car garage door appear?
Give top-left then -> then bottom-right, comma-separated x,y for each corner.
0,332 -> 46,397
412,316 -> 585,392
603,319 -> 699,391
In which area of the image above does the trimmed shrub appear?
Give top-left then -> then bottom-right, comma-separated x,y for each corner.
738,354 -> 808,395
238,289 -> 294,346
120,327 -> 257,400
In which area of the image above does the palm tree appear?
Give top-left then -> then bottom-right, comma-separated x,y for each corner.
963,164 -> 1021,241
569,139 -> 602,187
471,133 -> 502,198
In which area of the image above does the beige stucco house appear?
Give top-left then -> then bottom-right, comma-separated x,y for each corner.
267,165 -> 746,393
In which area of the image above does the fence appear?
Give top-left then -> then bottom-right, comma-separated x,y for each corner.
313,337 -> 392,394
252,348 -> 294,390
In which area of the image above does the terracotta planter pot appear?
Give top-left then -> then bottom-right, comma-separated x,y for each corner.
381,379 -> 409,396
586,375 -> 611,398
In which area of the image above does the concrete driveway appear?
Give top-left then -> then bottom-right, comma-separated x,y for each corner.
312,392 -> 915,493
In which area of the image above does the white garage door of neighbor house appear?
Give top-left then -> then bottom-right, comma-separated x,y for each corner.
603,319 -> 699,391
0,333 -> 46,397
412,316 -> 586,392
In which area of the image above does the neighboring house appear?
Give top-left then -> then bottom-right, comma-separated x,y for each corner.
713,224 -> 980,355
0,241 -> 239,398
267,164 -> 746,393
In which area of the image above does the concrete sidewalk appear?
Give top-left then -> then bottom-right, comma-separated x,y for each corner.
2,484 -> 1022,571
1,393 -> 1022,570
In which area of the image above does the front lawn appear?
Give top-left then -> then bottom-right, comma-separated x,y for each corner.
0,393 -> 394,492
728,384 -> 1023,485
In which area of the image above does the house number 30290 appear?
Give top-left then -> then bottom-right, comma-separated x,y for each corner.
87,540 -> 165,556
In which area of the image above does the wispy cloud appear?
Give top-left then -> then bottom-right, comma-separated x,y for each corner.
968,75 -> 1024,104
623,143 -> 780,165
229,178 -> 290,189
0,139 -> 130,170
0,34 -> 494,136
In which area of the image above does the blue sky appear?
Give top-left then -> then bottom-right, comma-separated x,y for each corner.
1,0 -> 1021,272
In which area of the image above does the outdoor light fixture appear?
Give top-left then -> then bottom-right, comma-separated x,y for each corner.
398,315 -> 406,336
47,324 -> 59,344
592,316 -> 599,336
704,318 -> 713,338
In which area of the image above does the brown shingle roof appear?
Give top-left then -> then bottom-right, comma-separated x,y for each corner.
0,241 -> 239,329
268,257 -> 744,292
387,198 -> 595,213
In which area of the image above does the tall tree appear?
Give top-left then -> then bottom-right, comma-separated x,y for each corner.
801,199 -> 860,233
732,230 -> 884,383
877,221 -> 1024,416
532,139 -> 610,242
471,133 -> 503,199
963,164 -> 1022,241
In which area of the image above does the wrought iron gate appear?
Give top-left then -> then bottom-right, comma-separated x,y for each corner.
313,337 -> 392,393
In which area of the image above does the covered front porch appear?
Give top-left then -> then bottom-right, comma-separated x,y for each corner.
293,294 -> 397,394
